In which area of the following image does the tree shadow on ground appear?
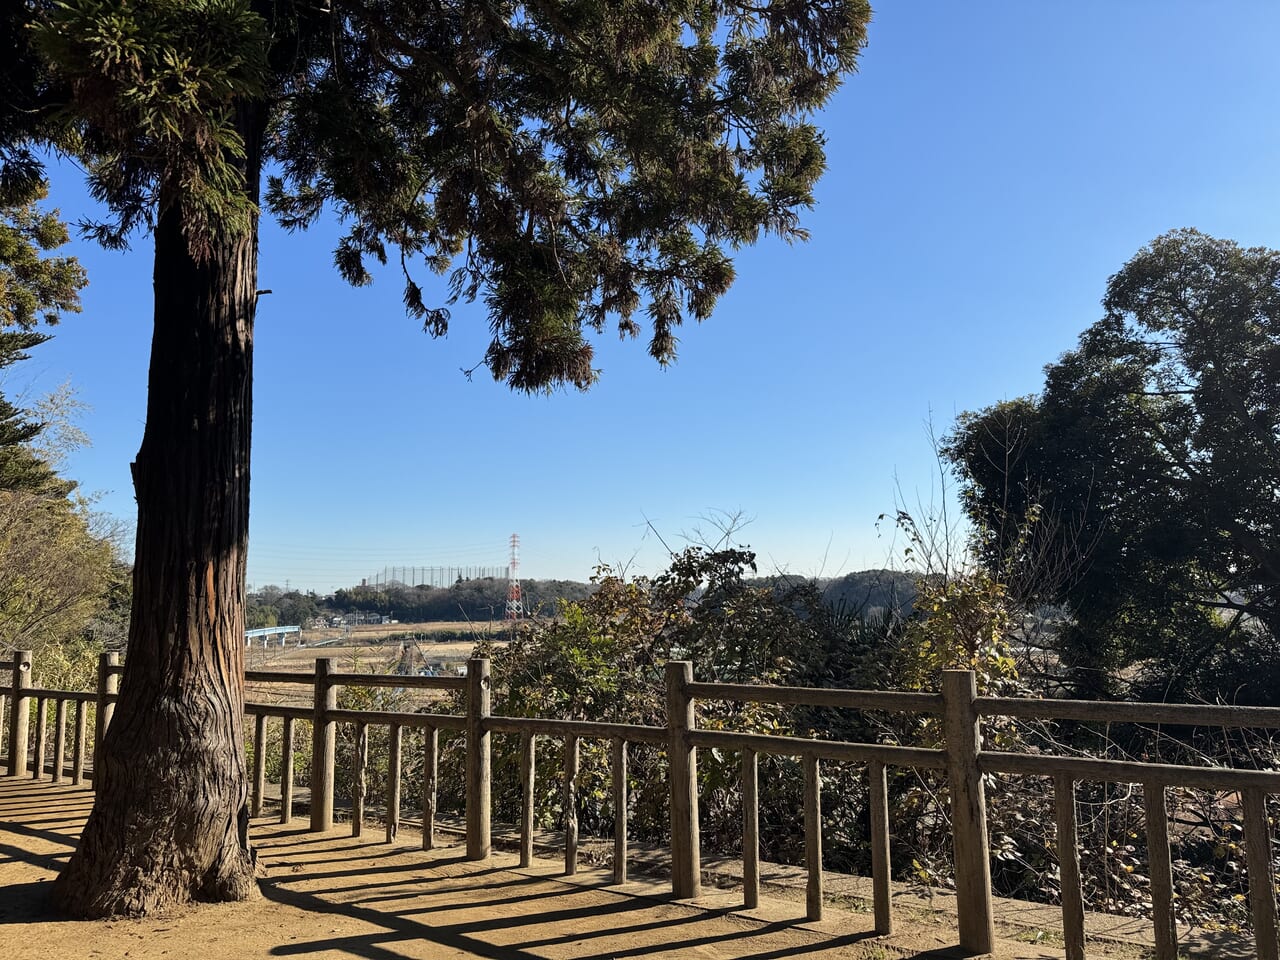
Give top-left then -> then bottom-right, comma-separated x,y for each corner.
0,880 -> 59,924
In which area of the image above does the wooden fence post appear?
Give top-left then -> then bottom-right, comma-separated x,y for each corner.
252,713 -> 267,818
564,734 -> 580,875
1054,774 -> 1086,960
942,669 -> 995,955
94,651 -> 119,784
869,760 -> 893,935
465,657 -> 491,860
52,698 -> 67,783
279,716 -> 295,823
1145,782 -> 1177,960
352,721 -> 367,837
72,700 -> 88,785
386,723 -> 402,843
612,737 -> 628,884
743,747 -> 760,909
310,658 -> 336,831
666,660 -> 701,899
422,725 -> 438,851
519,731 -> 535,867
803,752 -> 824,921
9,650 -> 32,777
1243,787 -> 1279,960
32,698 -> 48,780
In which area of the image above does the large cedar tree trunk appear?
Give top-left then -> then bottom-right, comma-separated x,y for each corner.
54,117 -> 264,918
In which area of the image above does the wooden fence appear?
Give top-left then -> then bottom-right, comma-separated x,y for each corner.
3,649 -> 1280,960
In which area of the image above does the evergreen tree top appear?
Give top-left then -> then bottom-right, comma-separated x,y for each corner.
28,0 -> 871,391
0,182 -> 87,495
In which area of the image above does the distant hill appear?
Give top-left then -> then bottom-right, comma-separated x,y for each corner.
820,569 -> 917,618
740,569 -> 917,618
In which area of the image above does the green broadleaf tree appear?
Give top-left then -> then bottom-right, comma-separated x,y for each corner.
10,0 -> 873,916
0,487 -> 116,651
945,230 -> 1280,700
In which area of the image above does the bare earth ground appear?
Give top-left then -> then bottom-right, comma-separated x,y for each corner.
1,777 -> 1110,960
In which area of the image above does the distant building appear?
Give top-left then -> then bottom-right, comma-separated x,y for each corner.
330,611 -> 391,626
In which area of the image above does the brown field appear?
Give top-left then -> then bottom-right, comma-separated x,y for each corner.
305,618 -> 507,643
245,620 -> 513,674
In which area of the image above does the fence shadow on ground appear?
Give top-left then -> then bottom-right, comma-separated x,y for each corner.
259,876 -> 895,960
251,822 -> 918,960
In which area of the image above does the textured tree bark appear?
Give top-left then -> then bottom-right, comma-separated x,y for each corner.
53,113 -> 264,918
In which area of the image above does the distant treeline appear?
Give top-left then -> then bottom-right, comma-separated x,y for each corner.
331,577 -> 594,622
328,569 -> 917,624
245,568 -> 918,630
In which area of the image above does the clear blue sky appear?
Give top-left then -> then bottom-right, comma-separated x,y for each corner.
17,2 -> 1280,594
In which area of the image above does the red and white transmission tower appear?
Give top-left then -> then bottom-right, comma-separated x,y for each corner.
505,533 -> 523,621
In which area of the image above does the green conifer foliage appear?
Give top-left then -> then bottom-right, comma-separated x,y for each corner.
0,186 -> 86,493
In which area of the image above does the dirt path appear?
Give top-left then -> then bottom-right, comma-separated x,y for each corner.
2,777 -> 1109,960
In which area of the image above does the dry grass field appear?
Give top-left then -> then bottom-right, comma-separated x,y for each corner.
308,620 -> 503,643
244,620 -> 512,675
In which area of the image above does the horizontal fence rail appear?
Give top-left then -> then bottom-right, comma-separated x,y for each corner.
244,670 -> 314,685
325,671 -> 468,692
27,689 -> 96,703
979,695 -> 1280,729
983,751 -> 1280,792
6,649 -> 1280,960
326,708 -> 465,730
244,702 -> 313,722
687,729 -> 946,769
485,716 -> 666,744
686,680 -> 945,714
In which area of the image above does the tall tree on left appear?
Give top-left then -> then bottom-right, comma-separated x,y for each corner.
9,1 -> 275,916
12,0 -> 872,917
